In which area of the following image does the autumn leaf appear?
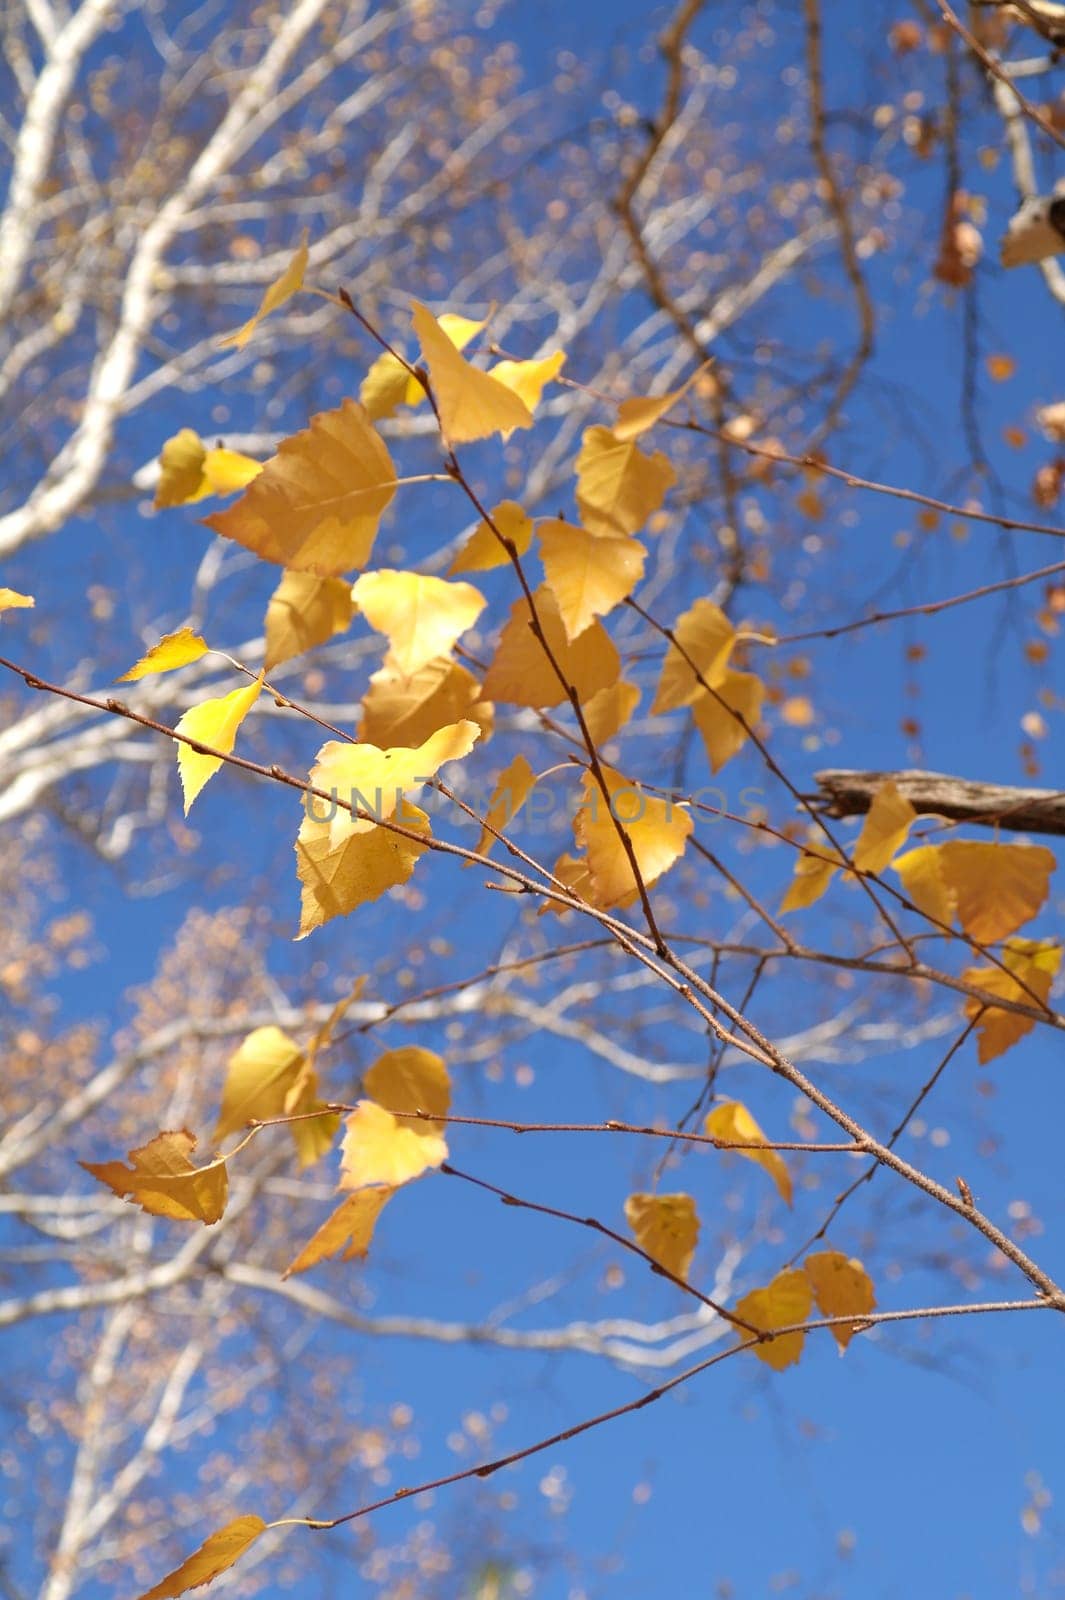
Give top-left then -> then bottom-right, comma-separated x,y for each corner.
852,780 -> 917,873
734,1268 -> 813,1370
575,424 -> 676,537
893,842 -> 954,926
215,1025 -> 304,1140
175,672 -> 264,814
690,669 -> 765,773
360,313 -> 488,419
583,679 -> 640,745
574,767 -> 692,910
264,571 -> 354,670
204,399 -> 396,576
283,1187 -> 392,1277
363,1045 -> 451,1131
488,349 -> 566,424
136,1515 -> 268,1600
448,500 -> 534,574
0,587 -> 34,612
705,1100 -> 792,1206
613,364 -> 708,441
219,229 -> 309,348
340,1099 -> 448,1189
410,300 -> 533,444
481,585 -> 619,707
779,844 -> 847,914
359,656 -> 484,748
804,1250 -> 876,1350
156,428 -> 261,508
652,598 -> 736,714
624,1192 -> 699,1280
83,1130 -> 227,1225
936,841 -> 1055,943
473,752 -> 537,859
117,627 -> 209,682
350,570 -> 486,675
963,939 -> 1061,1063
539,851 -> 596,916
538,518 -> 646,640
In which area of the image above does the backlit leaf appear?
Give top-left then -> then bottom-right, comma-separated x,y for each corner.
624,1192 -> 699,1280
340,1099 -> 448,1189
488,349 -> 566,421
363,1045 -> 451,1131
583,679 -> 640,745
283,1187 -> 392,1277
937,841 -> 1055,943
893,843 -> 954,926
351,569 -> 486,675
804,1250 -> 876,1350
705,1100 -> 792,1206
474,752 -> 537,858
691,668 -> 765,772
219,230 -> 308,349
359,351 -> 416,421
613,364 -> 707,441
481,585 -> 619,708
575,424 -> 676,536
263,570 -> 354,670
296,799 -> 431,937
538,518 -> 646,640
734,1268 -> 813,1370
448,500 -> 534,574
154,430 -> 260,509
652,599 -> 736,714
779,845 -> 845,913
83,1130 -> 227,1225
410,300 -> 532,444
852,780 -> 917,873
118,627 -> 208,682
215,1025 -> 304,1140
204,399 -> 396,576
136,1515 -> 268,1600
539,851 -> 596,916
574,767 -> 692,910
175,672 -> 264,814
359,656 -> 484,748
963,938 -> 1061,1063
0,587 -> 34,611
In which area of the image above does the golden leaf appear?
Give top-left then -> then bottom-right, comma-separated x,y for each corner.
473,752 -> 537,859
263,570 -> 353,670
852,780 -> 917,873
215,1025 -> 304,1141
481,585 -> 620,707
691,669 -> 765,773
448,500 -> 534,574
893,843 -> 955,926
201,447 -> 262,497
0,587 -> 34,612
539,851 -> 596,917
296,797 -> 431,938
359,351 -> 415,421
575,424 -> 676,536
410,300 -> 532,444
734,1268 -> 813,1370
613,364 -> 708,441
963,939 -> 1062,1063
359,656 -> 483,748
219,230 -> 309,348
82,1130 -> 227,1225
705,1100 -> 792,1206
538,518 -> 646,640
652,598 -> 736,714
136,1515 -> 268,1600
624,1192 -> 699,1280
175,672 -> 264,814
117,627 -> 209,681
363,1045 -> 451,1131
350,569 -> 486,675
155,429 -> 209,508
804,1250 -> 876,1350
488,349 -> 566,422
340,1099 -> 448,1189
283,1187 -> 392,1277
937,840 -> 1055,943
204,399 -> 396,576
779,845 -> 845,914
574,767 -> 692,910
582,679 -> 640,745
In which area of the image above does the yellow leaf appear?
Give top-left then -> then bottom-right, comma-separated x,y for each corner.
82,1130 -> 227,1225
448,500 -> 534,574
204,398 -> 396,576
0,587 -> 34,612
364,1045 -> 451,1131
473,753 -> 537,859
488,349 -> 566,421
539,850 -> 596,917
963,938 -> 1062,1063
852,780 -> 917,873
652,598 -> 736,714
340,1099 -> 448,1189
215,1025 -> 304,1141
893,843 -> 955,926
574,766 -> 692,910
117,627 -> 209,682
583,679 -> 640,745
219,230 -> 309,349
351,569 -> 486,675
613,365 -> 707,441
359,656 -> 483,748
155,429 -> 209,509
937,840 -> 1055,944
624,1192 -> 699,1280
691,669 -> 765,773
804,1250 -> 876,1350
202,447 -> 262,497
734,1268 -> 813,1370
575,424 -> 676,537
283,1187 -> 393,1277
284,1074 -> 340,1168
779,845 -> 845,914
705,1100 -> 792,1206
411,300 -> 532,444
538,518 -> 646,640
481,585 -> 620,708
360,351 -> 415,421
263,570 -> 354,670
175,672 -> 264,814
136,1515 -> 268,1600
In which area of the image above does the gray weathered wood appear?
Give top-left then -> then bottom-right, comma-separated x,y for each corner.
811,769 -> 1065,837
